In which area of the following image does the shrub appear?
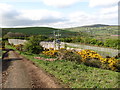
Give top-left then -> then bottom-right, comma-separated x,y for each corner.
56,50 -> 82,63
2,41 -> 5,48
14,44 -> 23,51
77,49 -> 120,71
77,49 -> 102,62
84,59 -> 101,68
96,41 -> 104,46
100,57 -> 120,71
42,50 -> 58,57
115,53 -> 120,59
89,38 -> 98,45
114,60 -> 120,72
24,36 -> 43,54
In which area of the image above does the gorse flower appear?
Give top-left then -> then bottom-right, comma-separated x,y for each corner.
42,50 -> 58,57
43,49 -> 120,71
77,49 -> 102,62
77,49 -> 120,71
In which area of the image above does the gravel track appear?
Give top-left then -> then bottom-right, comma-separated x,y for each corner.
2,49 -> 62,88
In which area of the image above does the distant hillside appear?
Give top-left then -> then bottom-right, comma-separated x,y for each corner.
2,24 -> 118,38
64,25 -> 118,36
81,24 -> 109,27
2,27 -> 78,37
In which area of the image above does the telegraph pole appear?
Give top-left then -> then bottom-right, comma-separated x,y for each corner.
53,31 -> 56,50
53,30 -> 61,50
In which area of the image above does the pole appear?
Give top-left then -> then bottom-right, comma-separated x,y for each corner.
53,31 -> 56,50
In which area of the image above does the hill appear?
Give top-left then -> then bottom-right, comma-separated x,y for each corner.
2,27 -> 79,37
64,25 -> 118,36
81,24 -> 109,27
2,24 -> 118,39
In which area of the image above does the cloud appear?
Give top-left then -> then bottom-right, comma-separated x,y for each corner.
0,0 -> 42,2
100,6 -> 118,14
0,3 -> 66,27
20,10 -> 63,20
54,10 -> 118,28
0,2 -> 118,28
89,0 -> 119,7
67,11 -> 98,26
98,6 -> 118,24
41,0 -> 82,8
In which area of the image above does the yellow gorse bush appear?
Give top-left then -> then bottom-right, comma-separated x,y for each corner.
100,57 -> 120,71
77,49 -> 120,71
42,50 -> 58,56
43,49 -> 120,71
77,49 -> 102,62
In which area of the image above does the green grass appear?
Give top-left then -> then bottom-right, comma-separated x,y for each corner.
21,53 -> 120,88
6,45 -> 120,88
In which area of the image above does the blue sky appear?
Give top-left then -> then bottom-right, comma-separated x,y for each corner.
0,0 -> 119,28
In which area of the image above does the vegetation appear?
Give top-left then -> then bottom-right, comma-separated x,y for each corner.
64,25 -> 118,37
2,25 -> 119,49
2,27 -> 78,37
42,49 -> 120,72
26,57 -> 120,88
3,24 -> 120,88
56,50 -> 82,63
5,45 -> 120,88
24,36 -> 44,54
77,49 -> 120,71
60,37 -> 119,49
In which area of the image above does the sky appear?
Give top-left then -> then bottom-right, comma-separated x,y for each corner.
0,0 -> 119,28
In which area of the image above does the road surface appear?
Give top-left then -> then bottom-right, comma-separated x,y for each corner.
66,43 -> 119,57
2,49 -> 62,88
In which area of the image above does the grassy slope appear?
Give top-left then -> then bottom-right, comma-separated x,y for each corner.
2,27 -> 78,37
2,25 -> 118,38
64,26 -> 118,35
64,26 -> 118,39
6,45 -> 120,88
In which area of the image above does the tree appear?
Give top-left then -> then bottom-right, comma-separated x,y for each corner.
24,36 -> 43,54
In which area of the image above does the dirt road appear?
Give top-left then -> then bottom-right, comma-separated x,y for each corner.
2,49 -> 62,88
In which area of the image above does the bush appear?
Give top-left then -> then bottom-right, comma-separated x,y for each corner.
96,41 -> 104,46
84,59 -> 101,68
24,36 -> 43,54
42,50 -> 58,57
114,60 -> 120,72
100,57 -> 120,71
57,50 -> 82,63
77,49 -> 102,62
104,39 -> 120,49
77,49 -> 120,71
14,44 -> 23,51
89,38 -> 98,45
